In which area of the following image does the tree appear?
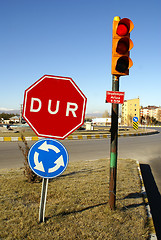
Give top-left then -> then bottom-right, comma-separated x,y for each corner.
127,114 -> 133,126
0,113 -> 15,120
102,110 -> 110,118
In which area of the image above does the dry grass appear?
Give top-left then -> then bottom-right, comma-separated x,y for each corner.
0,129 -> 37,137
0,127 -> 150,137
0,159 -> 149,239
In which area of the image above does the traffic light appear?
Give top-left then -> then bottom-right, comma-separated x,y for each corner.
111,16 -> 134,76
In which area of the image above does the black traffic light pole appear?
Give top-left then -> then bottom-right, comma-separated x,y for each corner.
109,75 -> 119,210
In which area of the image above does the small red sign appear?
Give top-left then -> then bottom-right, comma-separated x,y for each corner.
106,91 -> 125,104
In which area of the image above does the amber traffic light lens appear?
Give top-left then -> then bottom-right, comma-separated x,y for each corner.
116,23 -> 129,36
116,39 -> 129,54
116,57 -> 129,73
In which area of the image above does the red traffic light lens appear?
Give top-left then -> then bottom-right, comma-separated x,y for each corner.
116,57 -> 129,73
116,23 -> 129,36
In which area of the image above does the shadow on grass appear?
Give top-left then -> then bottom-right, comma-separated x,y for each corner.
116,192 -> 145,210
121,202 -> 145,210
140,163 -> 161,239
57,166 -> 105,179
49,169 -> 95,183
60,169 -> 93,178
46,202 -> 108,221
124,192 -> 143,199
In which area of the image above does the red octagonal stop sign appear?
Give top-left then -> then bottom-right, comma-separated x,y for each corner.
23,75 -> 87,140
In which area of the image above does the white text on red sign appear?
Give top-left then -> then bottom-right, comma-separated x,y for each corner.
30,98 -> 78,117
106,91 -> 125,104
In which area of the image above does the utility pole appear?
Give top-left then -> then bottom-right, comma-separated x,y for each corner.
20,104 -> 23,124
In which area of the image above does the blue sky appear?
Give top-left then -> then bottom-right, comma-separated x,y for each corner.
0,0 -> 161,115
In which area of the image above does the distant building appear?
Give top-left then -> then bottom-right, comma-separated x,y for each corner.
121,98 -> 140,125
92,117 -> 121,125
9,116 -> 20,123
140,106 -> 161,122
1,119 -> 10,124
157,108 -> 161,122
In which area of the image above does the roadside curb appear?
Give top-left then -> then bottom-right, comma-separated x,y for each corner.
0,130 -> 159,142
136,161 -> 157,240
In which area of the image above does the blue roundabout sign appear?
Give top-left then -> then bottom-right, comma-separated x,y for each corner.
28,139 -> 69,178
133,117 -> 138,122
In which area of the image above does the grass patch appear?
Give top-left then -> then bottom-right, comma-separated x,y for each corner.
0,159 -> 149,239
0,127 -> 150,138
0,129 -> 37,137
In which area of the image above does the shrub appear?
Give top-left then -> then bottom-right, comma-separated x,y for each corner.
18,135 -> 41,183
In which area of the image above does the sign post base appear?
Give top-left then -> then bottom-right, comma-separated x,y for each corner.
39,178 -> 49,223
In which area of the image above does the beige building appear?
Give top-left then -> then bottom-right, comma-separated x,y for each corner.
156,108 -> 161,122
122,98 -> 140,125
140,106 -> 161,124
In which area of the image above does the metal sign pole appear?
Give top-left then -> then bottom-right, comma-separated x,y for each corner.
39,178 -> 49,223
109,75 -> 119,210
28,139 -> 69,223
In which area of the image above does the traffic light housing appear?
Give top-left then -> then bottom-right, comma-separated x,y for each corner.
111,16 -> 134,76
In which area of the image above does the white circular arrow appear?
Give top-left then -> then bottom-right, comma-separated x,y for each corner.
33,141 -> 64,173
38,141 -> 60,153
48,155 -> 64,173
34,152 -> 45,172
